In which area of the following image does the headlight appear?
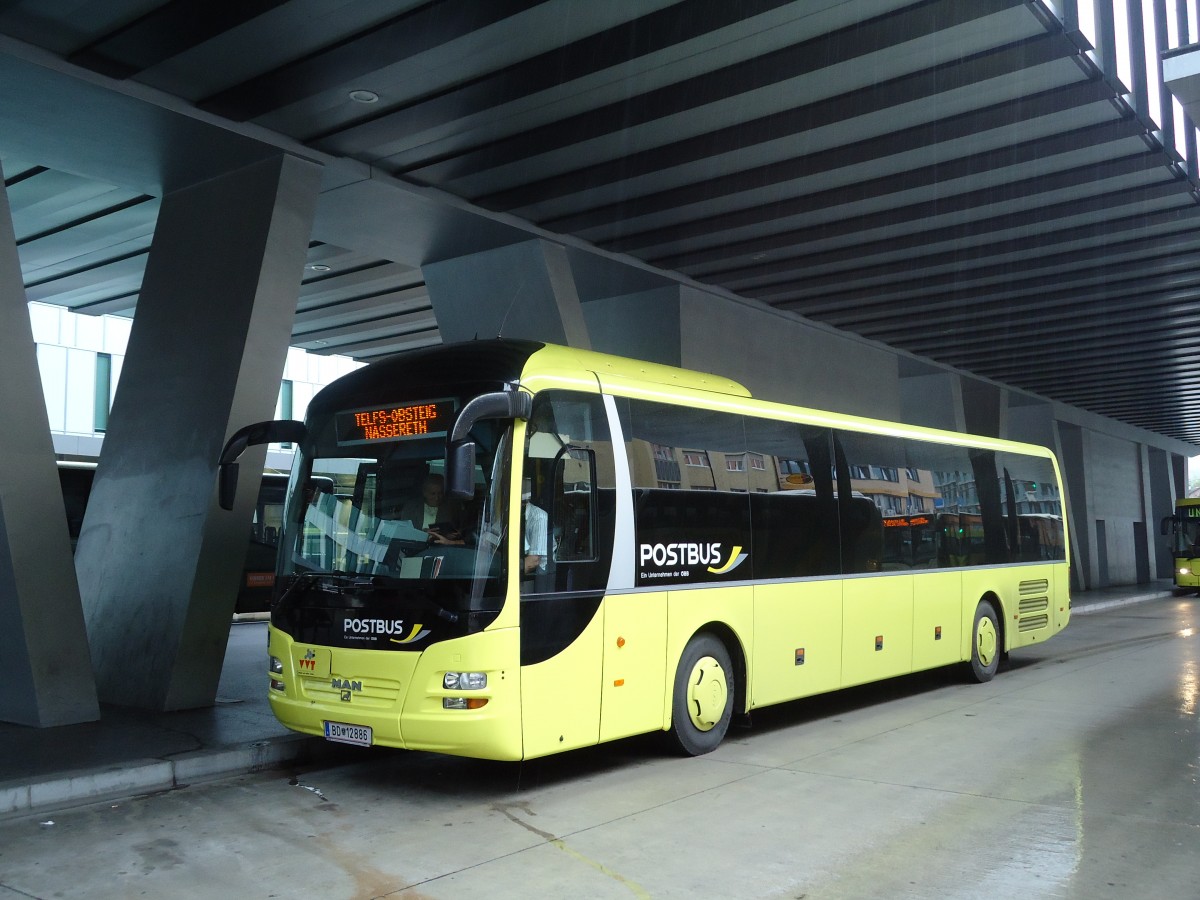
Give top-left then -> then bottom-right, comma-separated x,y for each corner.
1180,568 -> 1190,576
270,655 -> 284,674
443,671 -> 487,690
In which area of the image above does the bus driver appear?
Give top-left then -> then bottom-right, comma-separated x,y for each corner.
522,478 -> 548,575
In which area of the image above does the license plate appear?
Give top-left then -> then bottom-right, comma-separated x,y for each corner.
323,721 -> 372,747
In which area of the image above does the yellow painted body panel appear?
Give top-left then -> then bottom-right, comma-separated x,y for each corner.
1169,500 -> 1200,589
911,571 -> 964,671
268,623 -> 524,761
520,610 -> 603,759
600,591 -> 668,743
1056,565 -> 1072,631
663,586 -> 754,728
841,575 -> 914,687
750,580 -> 842,707
1174,566 -> 1200,589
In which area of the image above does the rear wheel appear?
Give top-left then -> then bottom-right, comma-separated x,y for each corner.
967,599 -> 1001,683
669,633 -> 734,756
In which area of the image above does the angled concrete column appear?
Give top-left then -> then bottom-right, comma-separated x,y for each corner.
422,240 -> 590,347
585,286 -> 683,366
1057,422 -> 1090,591
1144,445 -> 1172,581
960,379 -> 1008,439
76,154 -> 321,711
587,284 -> 904,419
899,367 -> 966,432
0,164 -> 99,726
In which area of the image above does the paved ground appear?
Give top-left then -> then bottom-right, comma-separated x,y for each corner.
0,582 -> 1178,820
0,581 -> 1195,900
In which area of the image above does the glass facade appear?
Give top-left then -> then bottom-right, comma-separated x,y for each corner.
28,301 -> 360,458
1070,0 -> 1200,179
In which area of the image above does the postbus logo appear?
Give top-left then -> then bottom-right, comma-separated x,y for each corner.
638,542 -> 748,579
341,616 -> 430,644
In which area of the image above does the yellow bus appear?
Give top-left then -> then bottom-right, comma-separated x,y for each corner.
218,340 -> 1071,760
1161,497 -> 1200,592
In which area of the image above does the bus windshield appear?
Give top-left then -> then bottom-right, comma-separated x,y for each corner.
275,402 -> 513,636
1170,511 -> 1200,555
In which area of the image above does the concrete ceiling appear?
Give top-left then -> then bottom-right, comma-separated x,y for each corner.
3,0 -> 1200,445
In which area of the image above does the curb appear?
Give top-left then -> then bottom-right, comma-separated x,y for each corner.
0,734 -> 343,820
1071,591 -> 1174,615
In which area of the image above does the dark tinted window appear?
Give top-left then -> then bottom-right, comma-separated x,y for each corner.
742,416 -> 840,578
617,398 -> 751,587
520,390 -> 615,665
522,391 -> 616,595
834,431 -> 1066,570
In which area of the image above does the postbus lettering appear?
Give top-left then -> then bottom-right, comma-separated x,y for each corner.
343,618 -> 406,635
639,542 -> 722,568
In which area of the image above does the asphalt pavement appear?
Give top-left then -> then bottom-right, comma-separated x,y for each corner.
0,581 -> 1178,820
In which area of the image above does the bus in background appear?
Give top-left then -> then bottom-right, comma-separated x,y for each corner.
1161,497 -> 1200,592
219,340 -> 1071,761
57,462 -> 313,614
241,472 -> 336,611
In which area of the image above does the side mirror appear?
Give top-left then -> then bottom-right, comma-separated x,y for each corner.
1161,515 -> 1176,536
444,390 -> 532,500
219,462 -> 241,512
217,419 -> 307,510
446,441 -> 477,500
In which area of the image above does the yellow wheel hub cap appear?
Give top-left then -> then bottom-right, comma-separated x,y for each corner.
687,656 -> 728,732
975,617 -> 997,667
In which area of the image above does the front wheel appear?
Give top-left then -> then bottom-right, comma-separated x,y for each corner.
669,633 -> 734,756
967,599 -> 1001,683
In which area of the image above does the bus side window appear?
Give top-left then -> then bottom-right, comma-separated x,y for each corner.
522,390 -> 615,595
553,447 -> 597,563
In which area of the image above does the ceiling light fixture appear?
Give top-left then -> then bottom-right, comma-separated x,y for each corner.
348,90 -> 379,104
307,264 -> 331,272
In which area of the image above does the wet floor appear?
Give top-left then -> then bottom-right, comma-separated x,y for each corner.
1,597 -> 1196,899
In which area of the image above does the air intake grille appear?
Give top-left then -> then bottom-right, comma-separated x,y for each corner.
1017,580 -> 1050,632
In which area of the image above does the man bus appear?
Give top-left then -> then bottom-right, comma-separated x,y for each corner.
219,340 -> 1070,760
1162,497 -> 1200,593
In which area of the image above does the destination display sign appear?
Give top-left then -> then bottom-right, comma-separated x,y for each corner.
335,399 -> 456,445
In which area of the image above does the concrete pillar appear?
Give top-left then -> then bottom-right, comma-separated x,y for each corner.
76,154 -> 321,711
586,284 -> 905,419
422,239 -> 590,347
1057,422 -> 1091,591
899,368 -> 966,432
0,163 -> 100,726
960,378 -> 1008,439
585,286 -> 683,366
1143,444 -> 1171,581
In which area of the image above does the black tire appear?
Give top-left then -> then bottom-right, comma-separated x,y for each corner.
967,599 -> 1001,683
669,633 -> 734,756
